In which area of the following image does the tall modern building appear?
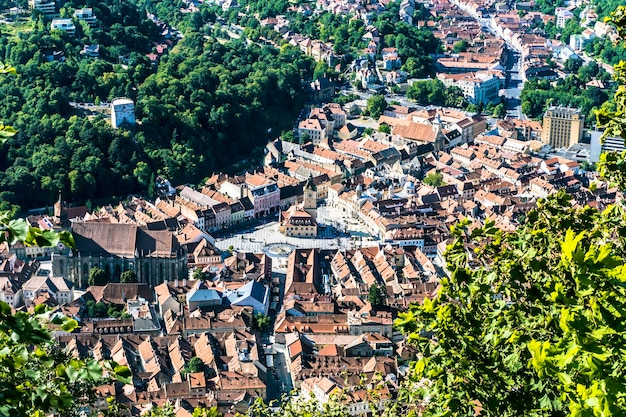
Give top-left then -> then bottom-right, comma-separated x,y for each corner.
111,98 -> 135,129
28,0 -> 55,15
542,106 -> 584,149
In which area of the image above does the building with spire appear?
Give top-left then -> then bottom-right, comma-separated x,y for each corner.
279,176 -> 318,238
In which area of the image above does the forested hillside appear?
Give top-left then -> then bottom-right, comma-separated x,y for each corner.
0,0 -> 309,213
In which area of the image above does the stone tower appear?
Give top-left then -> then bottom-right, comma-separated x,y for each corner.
302,175 -> 317,221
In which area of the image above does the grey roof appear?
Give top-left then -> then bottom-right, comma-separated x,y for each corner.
180,186 -> 220,208
225,280 -> 268,308
188,283 -> 222,303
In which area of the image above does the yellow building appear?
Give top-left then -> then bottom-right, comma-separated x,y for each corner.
541,106 -> 584,149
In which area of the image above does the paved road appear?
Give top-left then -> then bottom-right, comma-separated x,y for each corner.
504,49 -> 524,120
272,344 -> 293,397
450,0 -> 525,119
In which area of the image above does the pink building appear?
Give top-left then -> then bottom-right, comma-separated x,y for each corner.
245,174 -> 280,218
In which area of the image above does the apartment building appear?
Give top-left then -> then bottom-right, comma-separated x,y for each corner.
437,71 -> 501,104
29,0 -> 55,14
541,106 -> 584,149
50,18 -> 76,35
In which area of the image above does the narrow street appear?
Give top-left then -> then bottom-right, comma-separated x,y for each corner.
504,49 -> 524,120
451,0 -> 525,119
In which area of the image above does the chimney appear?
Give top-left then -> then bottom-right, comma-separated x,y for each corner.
175,278 -> 179,287
182,278 -> 187,287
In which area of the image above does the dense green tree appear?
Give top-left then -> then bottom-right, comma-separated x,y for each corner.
561,18 -> 584,45
0,0 -> 310,212
393,10 -> 626,417
423,171 -> 445,187
395,191 -> 626,417
253,313 -> 271,331
0,199 -> 130,416
181,356 -> 205,377
577,61 -> 599,82
378,123 -> 391,133
120,269 -> 138,283
366,94 -> 388,119
596,7 -> 626,187
192,267 -> 207,281
0,302 -> 129,417
193,407 -> 223,417
452,40 -> 468,53
88,266 -> 107,287
563,56 -> 583,73
187,356 -> 205,373
368,284 -> 387,307
245,396 -> 349,417
492,102 -> 507,119
406,79 -> 468,109
147,402 -> 176,417
521,75 -> 614,121
86,300 -> 109,318
533,0 -> 565,15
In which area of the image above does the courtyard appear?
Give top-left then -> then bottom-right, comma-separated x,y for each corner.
214,205 -> 380,266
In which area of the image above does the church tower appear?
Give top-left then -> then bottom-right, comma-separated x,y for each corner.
54,190 -> 63,218
302,175 -> 317,221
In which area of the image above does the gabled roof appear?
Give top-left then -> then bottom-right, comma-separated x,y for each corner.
393,122 -> 438,143
72,222 -> 180,258
89,283 -> 155,304
187,281 -> 222,303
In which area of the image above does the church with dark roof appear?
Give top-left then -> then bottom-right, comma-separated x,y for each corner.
52,222 -> 187,288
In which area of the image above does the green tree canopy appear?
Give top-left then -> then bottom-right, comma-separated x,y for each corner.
492,102 -> 507,119
187,356 -> 205,373
423,171 -> 444,187
88,266 -> 107,286
366,94 -> 388,119
253,313 -> 271,331
368,284 -> 387,307
393,11 -> 626,413
406,79 -> 469,108
192,267 -> 207,281
0,302 -> 130,417
395,192 -> 626,416
0,213 -> 130,416
245,396 -> 349,417
193,407 -> 223,417
452,40 -> 468,53
120,269 -> 138,283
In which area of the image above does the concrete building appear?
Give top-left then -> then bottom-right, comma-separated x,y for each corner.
556,8 -> 574,29
590,130 -> 625,163
28,0 -> 55,15
50,19 -> 76,35
22,276 -> 74,305
437,71 -> 501,104
111,98 -> 135,129
542,107 -> 584,149
73,8 -> 97,27
298,118 -> 327,144
570,29 -> 596,52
